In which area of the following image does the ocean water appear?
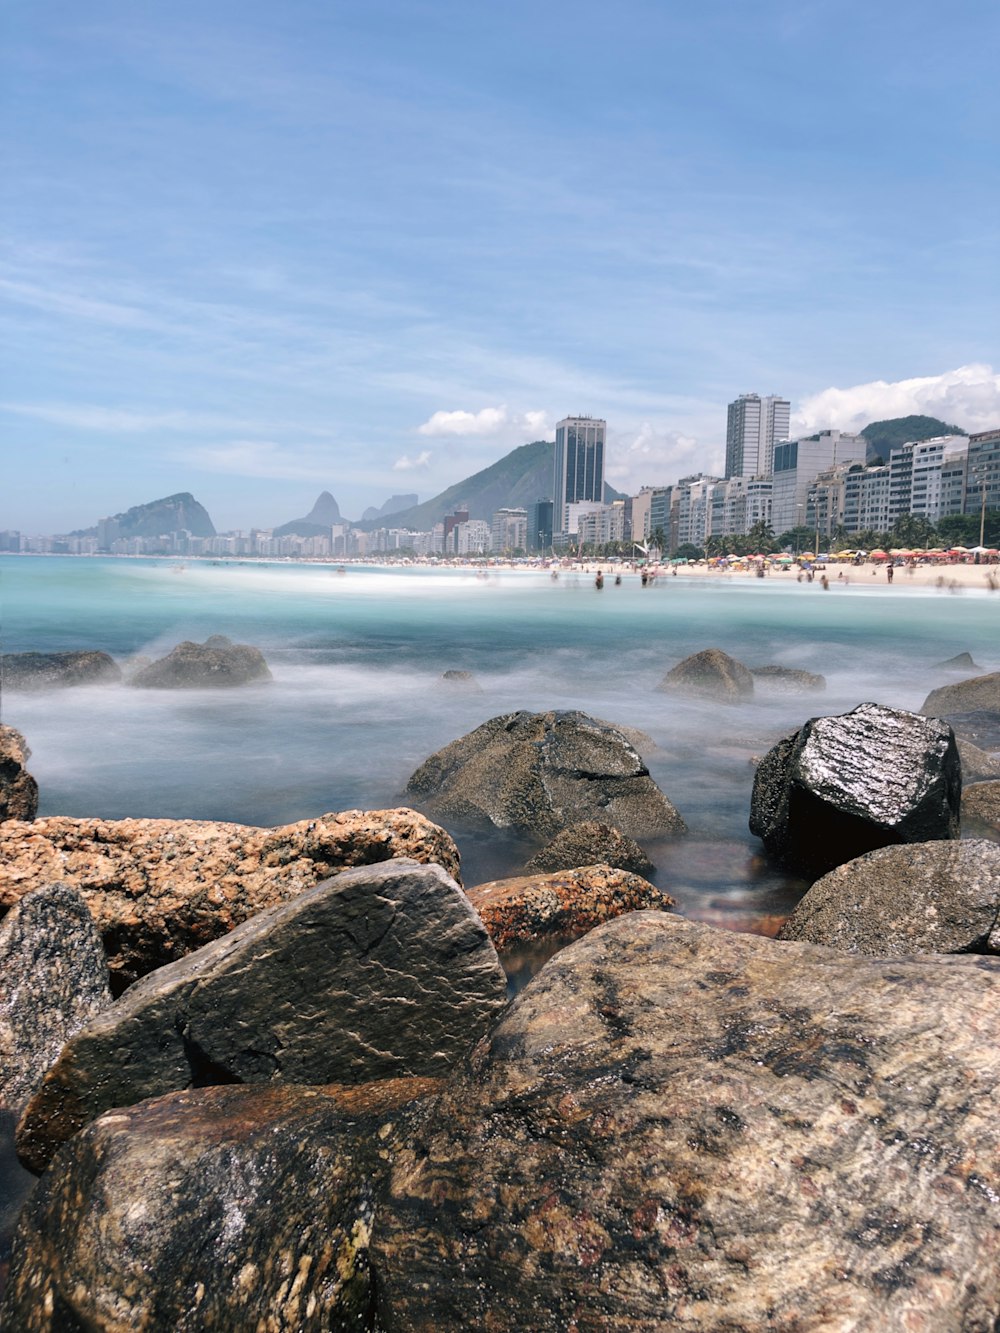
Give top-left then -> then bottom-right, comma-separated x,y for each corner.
2,555 -> 997,926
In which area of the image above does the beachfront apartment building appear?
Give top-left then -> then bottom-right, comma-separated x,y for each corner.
554,416 -> 606,535
490,508 -> 528,553
725,393 -> 790,479
771,431 -> 867,535
968,428 -> 1000,516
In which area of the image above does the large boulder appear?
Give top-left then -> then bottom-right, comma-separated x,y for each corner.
963,781 -> 1000,839
777,840 -> 1000,955
3,1078 -> 439,1331
467,866 -> 675,952
933,651 -> 983,671
128,635 -> 272,688
0,725 -> 37,823
749,703 -> 961,877
0,651 -> 121,691
407,711 -> 685,840
942,710 -> 1000,751
0,807 -> 461,990
372,913 -> 1000,1331
525,820 -> 654,876
749,664 -> 826,693
656,648 -> 754,702
0,885 -> 112,1116
959,739 -> 1000,783
921,670 -> 1000,717
16,860 -> 506,1172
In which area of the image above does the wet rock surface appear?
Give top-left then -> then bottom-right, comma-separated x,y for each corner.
440,669 -> 482,690
958,739 -> 1000,783
0,885 -> 112,1118
16,860 -> 505,1173
525,820 -> 654,876
3,1078 -> 440,1331
0,651 -> 121,691
749,702 -> 961,877
656,648 -> 754,702
963,781 -> 1000,839
922,671 -> 1000,717
0,727 -> 37,824
749,664 -> 826,692
467,865 -> 675,951
407,710 -> 685,840
778,839 -> 1000,955
943,709 -> 1000,751
127,634 -> 272,688
0,807 -> 461,989
372,912 -> 1000,1332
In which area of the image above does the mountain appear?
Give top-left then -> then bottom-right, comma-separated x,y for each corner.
361,493 -> 419,522
356,441 -> 624,532
860,415 -> 964,465
77,492 -> 216,539
274,491 -> 342,538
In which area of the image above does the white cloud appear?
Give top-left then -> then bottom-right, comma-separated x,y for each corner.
794,364 -> 1000,437
605,422 -> 715,493
172,441 -> 335,482
417,406 -> 509,436
392,450 -> 433,471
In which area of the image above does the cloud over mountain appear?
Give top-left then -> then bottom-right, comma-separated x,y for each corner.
794,365 -> 1000,438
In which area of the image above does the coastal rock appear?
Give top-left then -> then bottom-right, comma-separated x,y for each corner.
656,648 -> 754,702
127,635 -> 272,688
962,781 -> 1000,839
960,739 -> 1000,783
440,669 -> 482,691
749,703 -> 961,876
372,912 -> 1000,1332
933,651 -> 983,671
921,670 -> 1000,717
16,860 -> 505,1172
942,710 -> 1000,751
3,1078 -> 438,1332
407,711 -> 685,840
0,651 -> 121,691
467,866 -> 674,952
0,807 -> 461,990
749,664 -> 826,692
525,821 -> 654,876
777,840 -> 1000,955
0,885 -> 112,1116
0,726 -> 37,823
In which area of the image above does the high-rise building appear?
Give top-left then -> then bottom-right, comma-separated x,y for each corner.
554,416 -> 606,532
725,394 -> 790,479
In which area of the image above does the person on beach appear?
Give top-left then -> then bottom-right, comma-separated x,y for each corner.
595,571 -> 604,590
887,564 -> 894,583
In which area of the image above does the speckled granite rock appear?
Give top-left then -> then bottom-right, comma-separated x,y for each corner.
750,703 -> 961,877
963,781 -> 1000,839
921,670 -> 1000,717
959,739 -> 1000,783
656,648 -> 754,702
127,635 -> 272,688
372,912 -> 1000,1332
750,664 -> 826,692
0,726 -> 37,823
17,860 -> 505,1173
0,885 -> 112,1117
525,821 -> 655,876
0,651 -> 121,691
778,840 -> 1000,955
3,1078 -> 440,1331
0,808 -> 461,990
407,711 -> 685,840
467,866 -> 675,951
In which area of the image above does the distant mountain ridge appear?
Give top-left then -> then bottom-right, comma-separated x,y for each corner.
273,490 -> 342,538
76,492 -> 216,539
361,493 -> 419,522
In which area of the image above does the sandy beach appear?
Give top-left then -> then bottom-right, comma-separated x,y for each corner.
662,559 -> 1000,592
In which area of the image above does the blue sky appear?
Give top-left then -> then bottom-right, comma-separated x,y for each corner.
3,0 -> 998,532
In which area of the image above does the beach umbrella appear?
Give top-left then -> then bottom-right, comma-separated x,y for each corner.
870,549 -> 888,559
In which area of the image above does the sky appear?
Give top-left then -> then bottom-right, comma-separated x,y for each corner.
3,0 -> 999,533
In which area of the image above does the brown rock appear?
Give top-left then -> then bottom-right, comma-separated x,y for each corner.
656,647 -> 754,702
0,808 -> 461,990
750,664 -> 826,692
0,726 -> 37,823
525,820 -> 655,876
963,781 -> 1000,839
921,670 -> 1000,716
959,739 -> 1000,783
0,651 -> 121,691
128,635 -> 271,688
466,865 -> 675,952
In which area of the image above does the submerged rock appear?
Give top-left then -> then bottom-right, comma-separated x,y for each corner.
128,635 -> 272,688
440,669 -> 482,691
778,839 -> 1000,955
921,670 -> 1000,717
407,710 -> 685,840
0,726 -> 37,823
656,648 -> 754,702
3,1078 -> 439,1331
0,885 -> 112,1116
750,664 -> 826,692
959,739 -> 1000,783
16,860 -> 505,1172
0,807 -> 461,990
372,912 -> 1000,1331
525,821 -> 654,876
933,651 -> 983,672
0,651 -> 121,691
749,702 -> 961,877
467,865 -> 674,951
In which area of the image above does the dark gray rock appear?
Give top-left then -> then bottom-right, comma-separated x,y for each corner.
749,703 -> 961,877
440,669 -> 482,691
128,636 -> 272,688
0,651 -> 121,691
372,912 -> 1000,1332
777,840 -> 1000,955
656,647 -> 754,702
3,1078 -> 438,1332
921,671 -> 1000,717
0,726 -> 37,823
0,884 -> 111,1117
750,664 -> 826,692
525,820 -> 654,876
963,781 -> 1000,840
933,651 -> 983,671
407,711 -> 686,840
16,860 -> 505,1172
942,710 -> 1000,751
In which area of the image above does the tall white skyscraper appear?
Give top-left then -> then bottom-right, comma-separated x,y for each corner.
725,393 -> 790,479
554,416 -> 606,530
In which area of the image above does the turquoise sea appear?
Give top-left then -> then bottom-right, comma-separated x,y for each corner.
3,555 -> 997,927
